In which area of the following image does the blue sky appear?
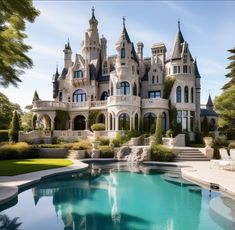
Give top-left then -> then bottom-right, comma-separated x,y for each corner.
1,1 -> 235,109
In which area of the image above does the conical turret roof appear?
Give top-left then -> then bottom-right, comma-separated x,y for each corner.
194,58 -> 201,78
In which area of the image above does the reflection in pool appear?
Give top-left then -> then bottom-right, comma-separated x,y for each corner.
1,162 -> 235,230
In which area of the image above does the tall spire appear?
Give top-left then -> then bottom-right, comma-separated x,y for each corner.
123,16 -> 125,28
206,93 -> 213,110
167,20 -> 185,60
92,6 -> 95,19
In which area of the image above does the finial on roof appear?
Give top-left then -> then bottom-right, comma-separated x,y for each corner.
123,16 -> 126,27
92,6 -> 95,18
178,18 -> 180,30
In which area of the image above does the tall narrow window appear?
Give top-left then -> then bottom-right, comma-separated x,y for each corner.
121,48 -> 125,58
176,86 -> 181,103
59,92 -> 62,102
119,113 -> 130,130
111,82 -> 114,96
74,70 -> 83,78
184,86 -> 189,103
135,113 -> 138,130
120,81 -> 130,95
173,66 -> 177,74
133,83 -> 137,96
191,87 -> 194,103
183,65 -> 188,73
152,76 -> 155,84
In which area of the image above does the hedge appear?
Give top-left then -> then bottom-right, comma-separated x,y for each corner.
151,144 -> 175,162
99,145 -> 114,158
96,137 -> 110,145
91,123 -> 105,131
0,142 -> 38,160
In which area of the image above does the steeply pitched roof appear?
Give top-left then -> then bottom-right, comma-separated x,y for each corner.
52,67 -> 60,81
123,27 -> 131,44
206,94 -> 213,108
59,68 -> 68,80
131,42 -> 138,64
194,59 -> 201,78
89,64 -> 97,80
200,108 -> 218,117
167,21 -> 185,61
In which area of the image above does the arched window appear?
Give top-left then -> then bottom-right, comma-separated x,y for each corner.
74,115 -> 86,130
97,113 -> 105,124
100,91 -> 108,100
134,113 -> 138,130
73,89 -> 86,102
133,83 -> 137,96
152,76 -> 155,84
156,75 -> 159,83
184,86 -> 189,103
119,113 -> 130,130
191,87 -> 194,103
176,86 -> 181,103
143,113 -> 156,132
120,81 -> 130,95
121,48 -> 125,65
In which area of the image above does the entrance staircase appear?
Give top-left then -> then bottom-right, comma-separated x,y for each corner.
175,148 -> 209,162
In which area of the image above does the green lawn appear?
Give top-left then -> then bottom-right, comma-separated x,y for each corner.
0,159 -> 73,176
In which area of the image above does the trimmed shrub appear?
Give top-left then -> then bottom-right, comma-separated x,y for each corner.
91,123 -> 105,131
0,142 -> 37,159
127,129 -> 141,140
151,144 -> 175,162
96,137 -> 110,145
99,145 -> 114,158
211,138 -> 229,159
112,138 -> 121,147
228,142 -> 235,150
0,130 -> 9,142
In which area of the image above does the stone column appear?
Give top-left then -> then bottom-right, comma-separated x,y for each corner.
85,118 -> 89,130
115,115 -> 119,131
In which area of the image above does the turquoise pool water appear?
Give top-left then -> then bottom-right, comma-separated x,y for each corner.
1,162 -> 235,230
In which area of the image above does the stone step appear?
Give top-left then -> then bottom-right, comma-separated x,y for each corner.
175,158 -> 209,161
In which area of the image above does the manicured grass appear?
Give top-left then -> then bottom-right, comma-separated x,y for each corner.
0,159 -> 73,176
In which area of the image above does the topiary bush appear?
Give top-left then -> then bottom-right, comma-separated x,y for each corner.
126,129 -> 141,140
112,138 -> 121,147
0,142 -> 37,159
166,129 -> 174,138
154,113 -> 163,145
91,123 -> 105,131
151,144 -> 175,162
96,137 -> 110,145
73,139 -> 92,151
9,111 -> 20,143
0,130 -> 9,142
99,145 -> 114,158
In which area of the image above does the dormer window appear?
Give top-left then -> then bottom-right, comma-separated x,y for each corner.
74,70 -> 83,78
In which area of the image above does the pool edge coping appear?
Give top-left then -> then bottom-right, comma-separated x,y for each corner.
0,160 -> 89,206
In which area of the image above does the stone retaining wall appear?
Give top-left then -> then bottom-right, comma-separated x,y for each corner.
34,148 -> 69,158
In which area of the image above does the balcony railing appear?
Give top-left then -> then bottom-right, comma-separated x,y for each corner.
33,100 -> 107,111
107,95 -> 141,107
32,101 -> 68,110
141,98 -> 169,109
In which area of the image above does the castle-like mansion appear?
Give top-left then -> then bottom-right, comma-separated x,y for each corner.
32,9 -> 217,136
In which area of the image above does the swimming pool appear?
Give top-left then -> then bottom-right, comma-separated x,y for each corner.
0,162 -> 235,229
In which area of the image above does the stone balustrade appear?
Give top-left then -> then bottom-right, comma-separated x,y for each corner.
32,101 -> 68,111
141,98 -> 169,109
107,95 -> 141,107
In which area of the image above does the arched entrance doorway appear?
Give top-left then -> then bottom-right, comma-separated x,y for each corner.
74,115 -> 86,130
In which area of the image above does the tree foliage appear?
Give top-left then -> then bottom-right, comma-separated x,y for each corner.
155,113 -> 163,145
214,48 -> 235,139
163,76 -> 176,99
0,214 -> 22,230
0,91 -> 21,129
9,111 -> 21,142
0,0 -> 40,87
21,111 -> 35,131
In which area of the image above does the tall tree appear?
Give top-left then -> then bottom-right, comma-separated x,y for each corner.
0,1 -> 39,87
9,111 -> 21,142
0,92 -> 21,129
214,48 -> 235,139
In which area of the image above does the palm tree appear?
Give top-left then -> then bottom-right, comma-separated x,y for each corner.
0,214 -> 22,230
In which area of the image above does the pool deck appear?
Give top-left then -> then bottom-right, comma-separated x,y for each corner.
0,159 -> 235,207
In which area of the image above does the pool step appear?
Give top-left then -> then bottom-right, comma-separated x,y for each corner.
175,149 -> 209,162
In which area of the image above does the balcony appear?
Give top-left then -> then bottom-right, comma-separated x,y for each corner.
107,95 -> 141,107
32,100 -> 107,112
32,101 -> 69,111
141,98 -> 169,109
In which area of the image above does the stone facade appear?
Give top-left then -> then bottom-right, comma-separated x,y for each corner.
32,9 -> 215,136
